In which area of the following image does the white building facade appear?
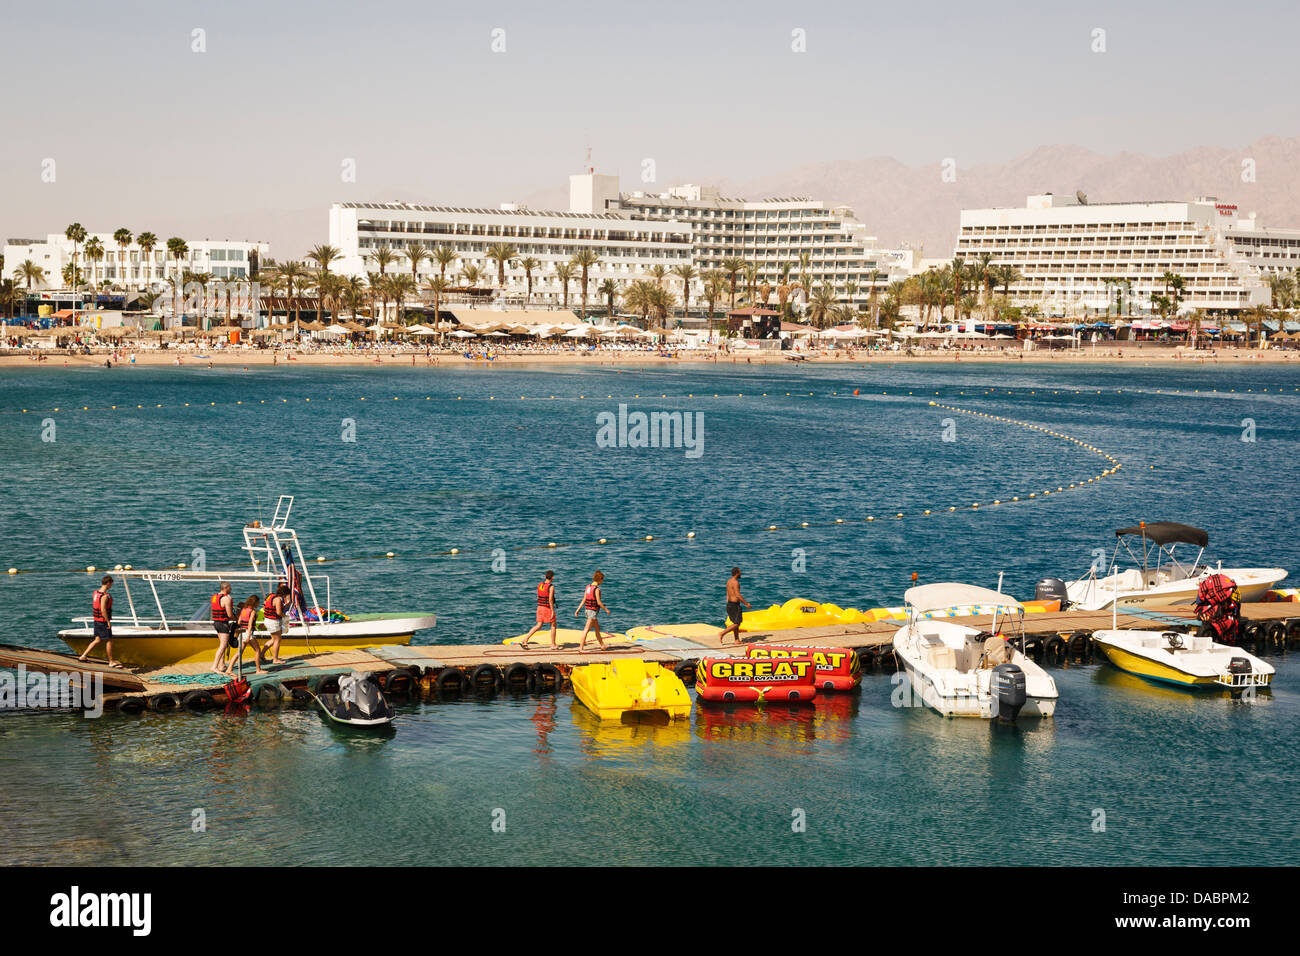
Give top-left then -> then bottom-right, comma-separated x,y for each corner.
952,194 -> 1293,314
329,197 -> 691,306
2,233 -> 270,290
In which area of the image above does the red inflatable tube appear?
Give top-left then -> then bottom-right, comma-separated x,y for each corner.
746,644 -> 861,692
695,656 -> 818,703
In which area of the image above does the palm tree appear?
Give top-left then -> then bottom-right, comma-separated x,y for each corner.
368,247 -> 399,278
64,223 -> 86,293
274,260 -> 309,331
553,262 -> 574,311
646,264 -> 668,287
365,272 -> 382,322
137,232 -> 157,286
315,272 -> 344,324
16,260 -> 46,292
165,237 -> 189,317
307,243 -> 342,276
569,249 -> 600,320
460,264 -> 483,290
720,256 -> 747,311
486,243 -> 519,298
432,245 -> 459,281
598,278 -> 619,319
84,238 -> 104,305
403,242 -> 430,288
425,276 -> 450,335
743,263 -> 760,305
807,283 -> 838,329
970,252 -> 993,319
704,271 -> 729,338
113,228 -> 133,289
341,276 -> 367,321
0,279 -> 24,319
389,274 -> 416,324
518,256 -> 542,305
622,279 -> 653,327
1266,272 -> 1295,310
672,264 -> 696,318
948,257 -> 966,323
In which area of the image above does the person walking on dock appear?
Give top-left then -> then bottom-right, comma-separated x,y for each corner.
79,575 -> 121,667
575,571 -> 609,652
718,567 -> 751,644
519,570 -> 559,649
262,584 -> 290,665
234,595 -> 266,674
210,582 -> 236,674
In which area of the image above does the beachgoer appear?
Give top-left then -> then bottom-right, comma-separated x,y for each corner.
79,575 -> 121,667
210,582 -> 236,674
718,567 -> 751,644
262,584 -> 290,664
574,571 -> 608,652
519,570 -> 559,649
234,595 -> 265,674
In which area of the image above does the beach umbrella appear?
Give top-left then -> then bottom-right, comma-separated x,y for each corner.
449,329 -> 478,338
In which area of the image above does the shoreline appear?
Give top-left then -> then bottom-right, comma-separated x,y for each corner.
2,345 -> 1297,369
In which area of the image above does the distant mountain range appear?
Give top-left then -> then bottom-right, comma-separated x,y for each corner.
724,137 -> 1300,257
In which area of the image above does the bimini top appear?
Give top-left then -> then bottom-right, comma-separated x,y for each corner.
1115,523 -> 1209,548
904,583 -> 1024,615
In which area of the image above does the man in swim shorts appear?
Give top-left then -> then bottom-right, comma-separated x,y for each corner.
718,567 -> 751,644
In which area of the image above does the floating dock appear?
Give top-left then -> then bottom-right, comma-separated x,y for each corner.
2,604 -> 1296,714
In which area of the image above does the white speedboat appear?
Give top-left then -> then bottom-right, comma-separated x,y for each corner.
1064,522 -> 1286,611
59,496 -> 436,669
1093,628 -> 1274,691
892,582 -> 1059,719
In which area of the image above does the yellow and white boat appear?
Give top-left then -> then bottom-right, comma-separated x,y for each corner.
1092,628 -> 1274,690
59,496 -> 436,669
570,659 -> 691,721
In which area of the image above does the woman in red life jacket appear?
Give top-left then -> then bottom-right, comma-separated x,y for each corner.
262,584 -> 290,665
79,575 -> 121,667
519,570 -> 558,649
210,582 -> 237,674
233,595 -> 266,674
573,570 -> 608,652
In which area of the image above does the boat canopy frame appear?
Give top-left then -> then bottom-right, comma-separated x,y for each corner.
902,577 -> 1027,654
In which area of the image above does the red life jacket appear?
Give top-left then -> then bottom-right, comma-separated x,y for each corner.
211,593 -> 230,622
583,583 -> 599,610
537,581 -> 554,609
92,589 -> 110,623
263,594 -> 281,620
237,606 -> 255,628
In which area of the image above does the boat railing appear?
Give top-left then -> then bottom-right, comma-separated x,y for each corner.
1217,670 -> 1271,688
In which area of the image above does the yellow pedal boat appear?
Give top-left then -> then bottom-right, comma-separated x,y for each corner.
570,659 -> 691,721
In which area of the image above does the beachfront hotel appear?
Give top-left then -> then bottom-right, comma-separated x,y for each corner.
2,233 -> 271,290
952,194 -> 1300,314
329,172 -> 911,308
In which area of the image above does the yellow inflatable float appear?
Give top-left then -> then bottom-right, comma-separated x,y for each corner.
740,597 -> 1060,631
570,659 -> 691,721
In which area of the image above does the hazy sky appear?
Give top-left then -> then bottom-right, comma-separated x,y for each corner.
4,0 -> 1298,256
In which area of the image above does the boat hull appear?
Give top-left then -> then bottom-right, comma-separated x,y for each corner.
58,613 -> 436,669
1069,569 -> 1287,611
898,659 -> 1057,718
1094,637 -> 1274,690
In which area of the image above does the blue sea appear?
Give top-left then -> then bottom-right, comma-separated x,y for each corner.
0,360 -> 1296,865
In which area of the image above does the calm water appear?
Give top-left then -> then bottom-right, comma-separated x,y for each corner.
1,360 -> 1297,865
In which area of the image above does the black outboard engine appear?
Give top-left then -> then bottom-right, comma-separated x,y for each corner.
1035,577 -> 1069,609
990,663 -> 1027,721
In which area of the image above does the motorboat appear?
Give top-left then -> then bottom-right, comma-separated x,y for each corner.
1063,522 -> 1286,611
59,496 -> 437,668
1092,629 -> 1274,691
313,671 -> 396,727
892,582 -> 1059,719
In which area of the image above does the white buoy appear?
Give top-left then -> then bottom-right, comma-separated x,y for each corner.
386,551 -> 395,558
7,568 -> 17,575
449,548 -> 460,555
687,532 -> 695,538
86,566 -> 95,572
599,538 -> 607,544
548,542 -> 557,548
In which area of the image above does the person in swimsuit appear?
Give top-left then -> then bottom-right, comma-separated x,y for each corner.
718,567 -> 751,644
210,582 -> 236,674
79,575 -> 121,667
574,570 -> 608,652
519,570 -> 558,649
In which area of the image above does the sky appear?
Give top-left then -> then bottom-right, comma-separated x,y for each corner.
3,0 -> 1299,257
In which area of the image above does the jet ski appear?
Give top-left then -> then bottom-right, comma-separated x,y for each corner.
313,671 -> 396,727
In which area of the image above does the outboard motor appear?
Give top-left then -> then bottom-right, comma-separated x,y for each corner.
990,663 -> 1027,721
1035,577 -> 1069,609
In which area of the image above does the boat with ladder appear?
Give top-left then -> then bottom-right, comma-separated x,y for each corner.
58,496 -> 436,668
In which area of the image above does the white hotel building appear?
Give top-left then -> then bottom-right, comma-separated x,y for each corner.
2,233 -> 270,290
329,173 -> 909,308
953,194 -> 1300,314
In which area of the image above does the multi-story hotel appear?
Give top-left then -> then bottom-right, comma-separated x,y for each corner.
329,172 -> 908,309
952,194 -> 1300,314
329,188 -> 692,307
2,233 -> 270,290
608,178 -> 909,301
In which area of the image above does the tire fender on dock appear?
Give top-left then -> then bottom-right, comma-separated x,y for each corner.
469,663 -> 502,694
118,696 -> 146,715
254,681 -> 286,707
309,674 -> 340,695
383,667 -> 417,696
503,662 -> 533,692
181,689 -> 215,711
1285,620 -> 1300,649
531,662 -> 563,692
435,668 -> 468,695
673,661 -> 698,685
148,692 -> 181,713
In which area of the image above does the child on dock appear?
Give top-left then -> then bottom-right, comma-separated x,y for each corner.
575,571 -> 609,652
234,596 -> 266,674
519,571 -> 559,649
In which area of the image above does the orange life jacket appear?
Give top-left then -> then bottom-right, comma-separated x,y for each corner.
237,606 -> 255,628
211,593 -> 230,622
92,589 -> 110,623
537,581 -> 554,609
263,594 -> 281,620
583,583 -> 599,610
